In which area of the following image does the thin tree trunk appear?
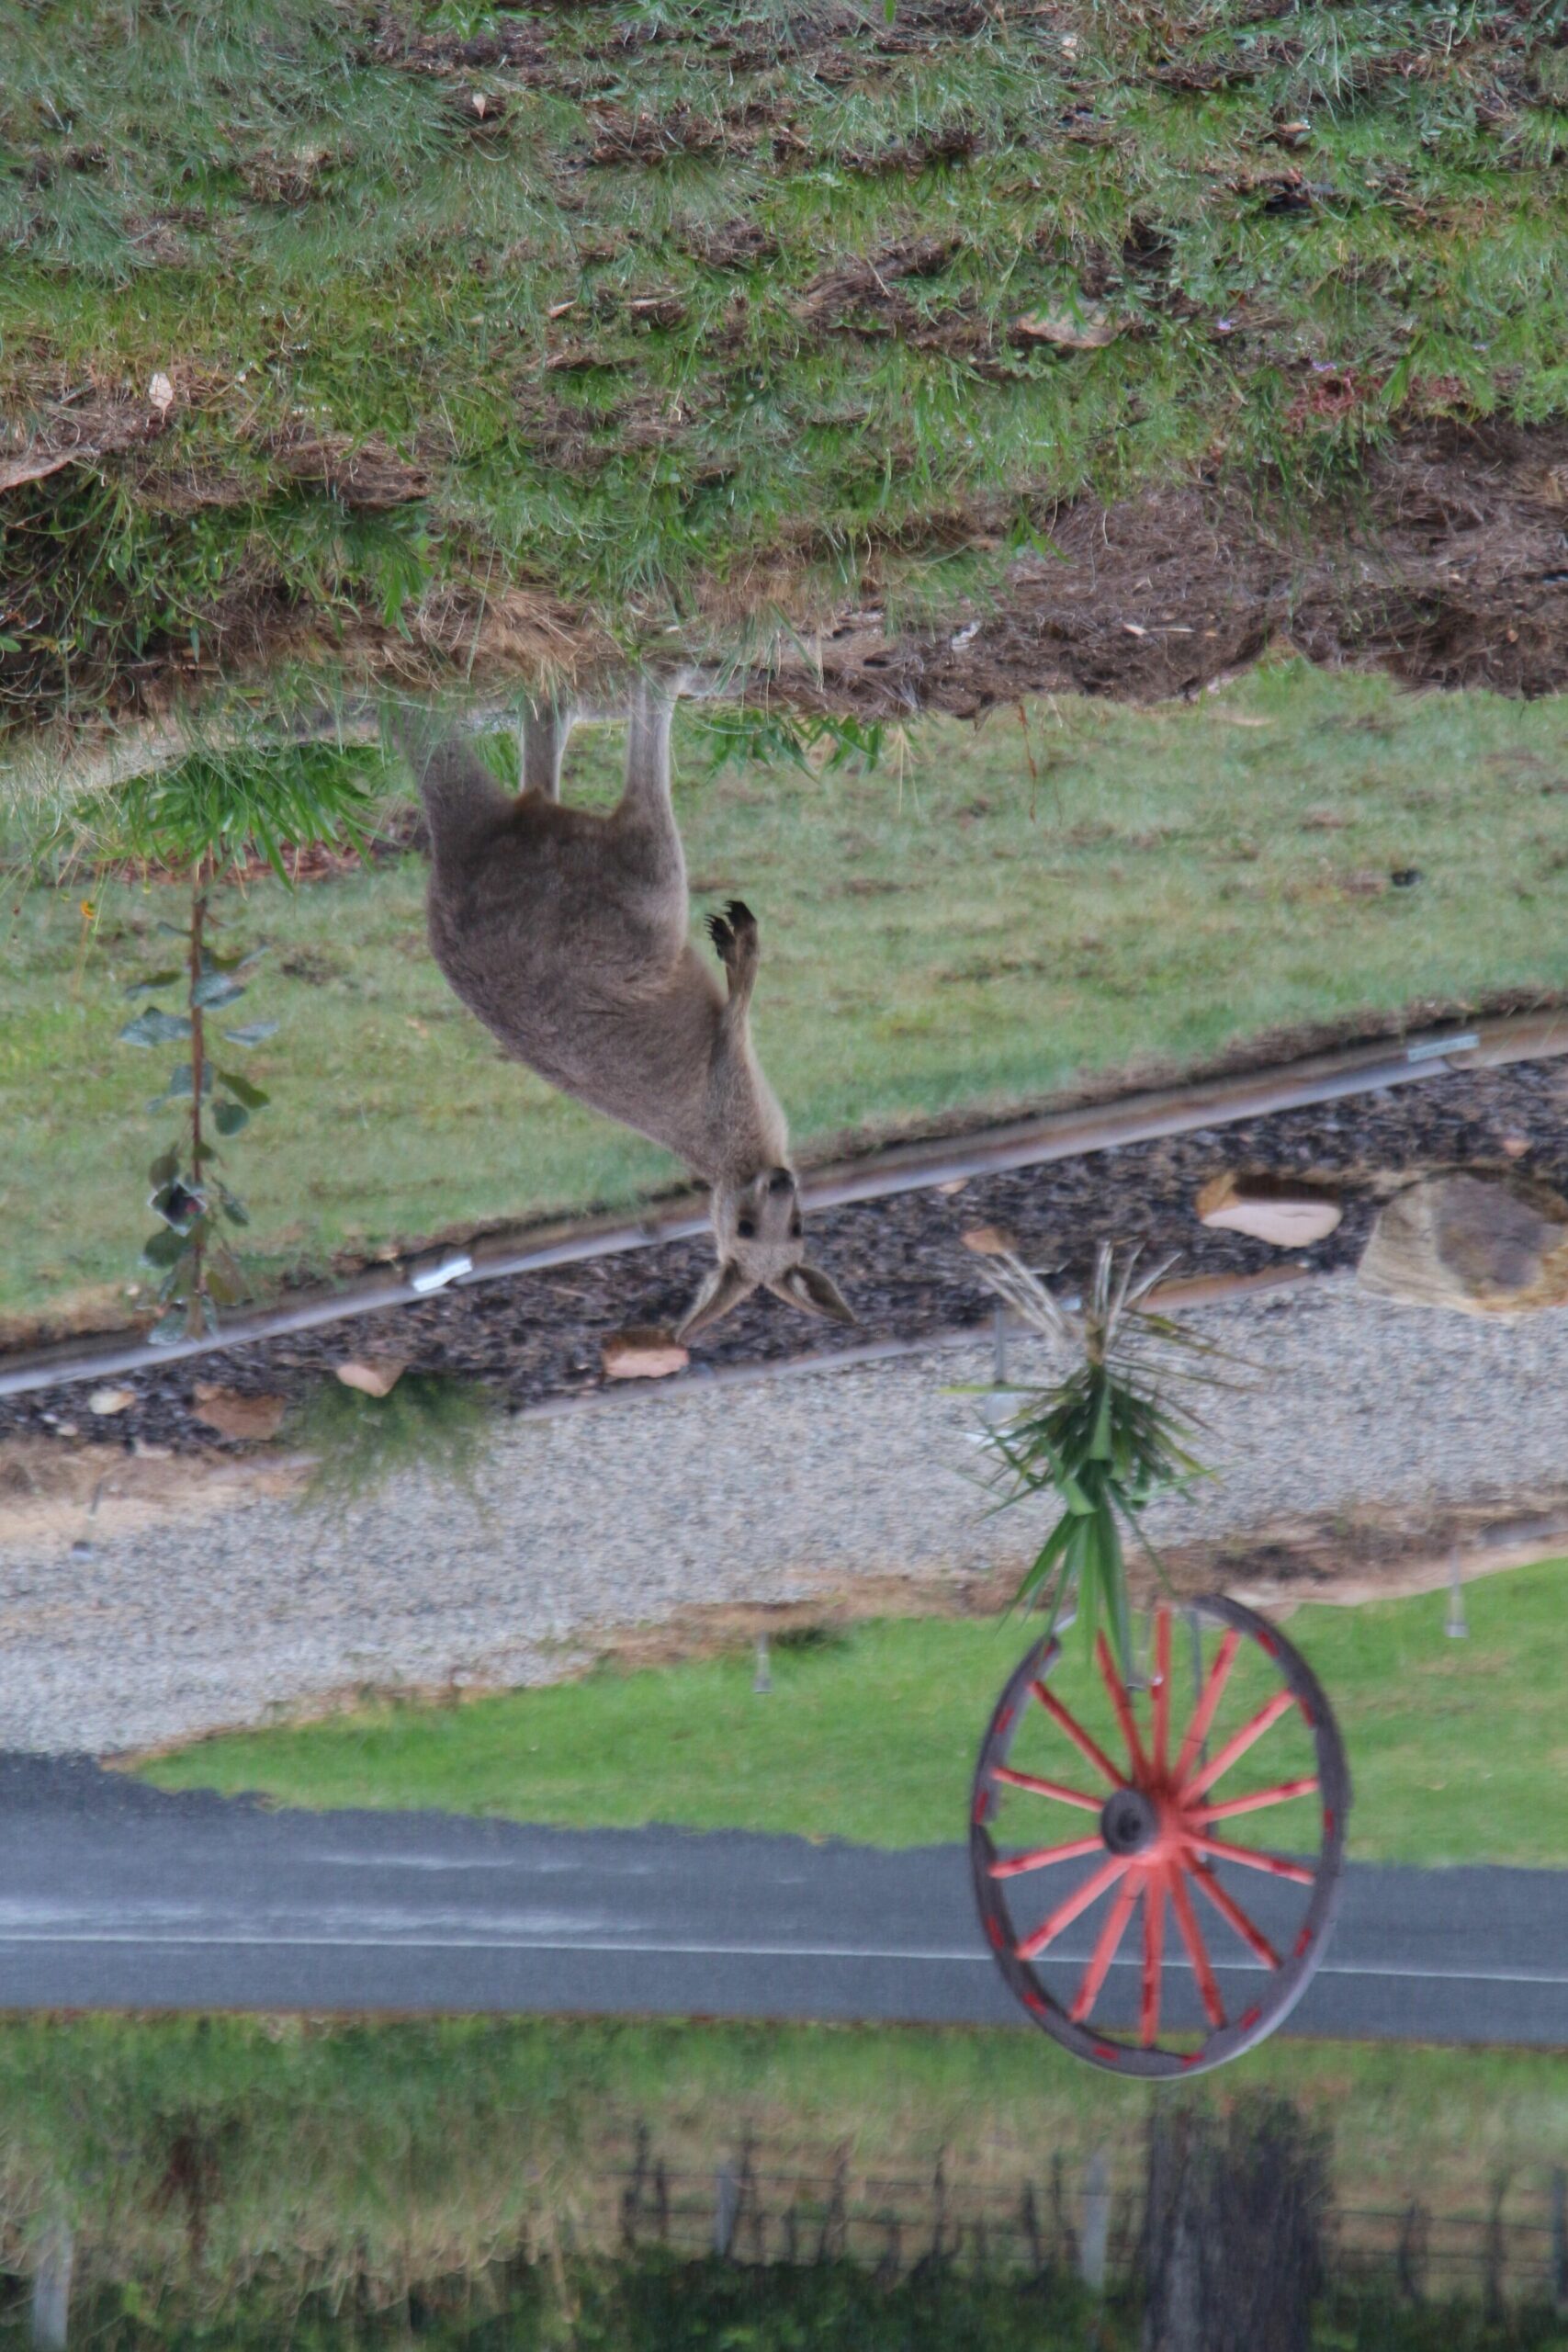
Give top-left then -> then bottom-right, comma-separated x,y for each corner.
186,874 -> 209,1330
1142,2098 -> 1328,2352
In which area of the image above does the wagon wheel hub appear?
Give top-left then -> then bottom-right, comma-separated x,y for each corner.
1099,1785 -> 1158,1857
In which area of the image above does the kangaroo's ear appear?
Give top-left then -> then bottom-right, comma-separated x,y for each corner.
676,1259 -> 758,1342
767,1264 -> 857,1328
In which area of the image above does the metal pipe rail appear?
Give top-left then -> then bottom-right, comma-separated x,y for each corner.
0,1007 -> 1561,1403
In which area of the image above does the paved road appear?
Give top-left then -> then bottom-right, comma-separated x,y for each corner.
0,1757 -> 1562,2045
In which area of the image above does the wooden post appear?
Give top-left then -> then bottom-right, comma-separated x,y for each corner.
714,2158 -> 739,2259
1551,2167 -> 1568,2314
30,2223 -> 73,2352
1080,2149 -> 1111,2292
1395,2200 -> 1427,2305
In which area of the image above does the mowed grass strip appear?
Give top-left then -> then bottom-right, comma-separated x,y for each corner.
4,1 -> 1568,725
136,1557 -> 1568,1872
5,664 -> 1566,1322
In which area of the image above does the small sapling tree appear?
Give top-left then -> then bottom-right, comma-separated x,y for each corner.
94,739 -> 381,1340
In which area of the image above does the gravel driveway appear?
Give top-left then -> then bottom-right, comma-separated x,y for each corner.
1,1276 -> 1564,1757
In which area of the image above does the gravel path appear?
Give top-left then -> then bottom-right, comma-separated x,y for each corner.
2,1275 -> 1565,1757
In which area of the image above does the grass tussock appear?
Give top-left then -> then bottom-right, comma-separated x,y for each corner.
289,1373 -> 502,1517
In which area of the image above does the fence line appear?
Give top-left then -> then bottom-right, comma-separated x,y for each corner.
602,2139 -> 1568,2309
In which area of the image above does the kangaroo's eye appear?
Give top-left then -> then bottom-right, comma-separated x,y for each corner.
738,1217 -> 756,1239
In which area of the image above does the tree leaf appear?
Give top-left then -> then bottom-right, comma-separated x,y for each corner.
123,968 -> 184,997
190,970 -> 247,1010
218,1069 -> 269,1109
142,1226 -> 191,1270
218,1187 -> 249,1227
203,944 -> 268,976
118,1006 -> 192,1048
222,1021 -> 280,1047
148,1148 -> 180,1188
161,1063 -> 213,1099
214,1099 -> 250,1136
148,1309 -> 188,1346
150,1178 -> 206,1231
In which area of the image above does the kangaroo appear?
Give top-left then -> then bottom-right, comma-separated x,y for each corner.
393,678 -> 855,1341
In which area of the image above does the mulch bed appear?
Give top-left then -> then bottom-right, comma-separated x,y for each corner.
5,1058 -> 1564,1460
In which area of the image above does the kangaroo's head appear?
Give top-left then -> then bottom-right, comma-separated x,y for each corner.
676,1165 -> 856,1342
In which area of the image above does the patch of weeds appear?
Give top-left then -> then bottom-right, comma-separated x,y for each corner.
772,1623 -> 852,1655
290,1374 -> 501,1516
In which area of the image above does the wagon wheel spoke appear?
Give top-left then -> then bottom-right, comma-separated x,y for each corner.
1197,1774 -> 1319,1825
989,1835 -> 1107,1881
992,1767 -> 1103,1813
1184,1689 -> 1296,1802
1173,1628 -> 1240,1785
1169,1868 -> 1226,2030
1016,1855 -> 1128,1963
1140,1872 -> 1168,2048
1069,1873 -> 1141,2024
1189,1861 -> 1282,1971
1030,1679 -> 1124,1788
1193,1835 -> 1314,1885
1096,1633 -> 1149,1781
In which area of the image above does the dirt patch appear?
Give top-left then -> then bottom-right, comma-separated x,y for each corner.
0,1434 -> 304,1560
772,421 -> 1568,714
6,1054 -> 1565,1460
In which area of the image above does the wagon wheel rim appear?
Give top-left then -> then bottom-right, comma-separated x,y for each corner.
971,1596 -> 1350,2078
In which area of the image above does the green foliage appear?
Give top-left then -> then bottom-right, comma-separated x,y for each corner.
290,1373 -> 501,1516
974,1248 -> 1228,1667
117,893 -> 276,1340
89,741 -> 383,883
696,705 -> 889,776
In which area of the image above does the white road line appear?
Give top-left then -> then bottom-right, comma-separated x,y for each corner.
0,1932 -> 1564,1987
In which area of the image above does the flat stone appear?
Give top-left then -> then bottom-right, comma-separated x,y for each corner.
602,1329 -> 689,1381
1359,1173 -> 1568,1316
1195,1173 -> 1343,1248
961,1225 -> 1018,1257
87,1385 -> 138,1417
190,1384 -> 288,1442
334,1360 -> 408,1398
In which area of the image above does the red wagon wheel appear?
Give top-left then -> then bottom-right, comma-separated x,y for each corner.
971,1596 -> 1349,2077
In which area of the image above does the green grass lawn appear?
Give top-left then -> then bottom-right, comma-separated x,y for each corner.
4,1 -> 1567,734
137,1555 -> 1568,1872
6,662 -> 1566,1324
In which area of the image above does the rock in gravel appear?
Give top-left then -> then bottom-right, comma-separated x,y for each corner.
962,1224 -> 1018,1257
335,1359 -> 409,1398
88,1385 -> 138,1417
602,1329 -> 689,1381
1358,1174 -> 1568,1316
190,1384 -> 288,1441
1196,1172 -> 1343,1248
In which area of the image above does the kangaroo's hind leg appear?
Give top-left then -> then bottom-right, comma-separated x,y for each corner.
388,707 -> 515,873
